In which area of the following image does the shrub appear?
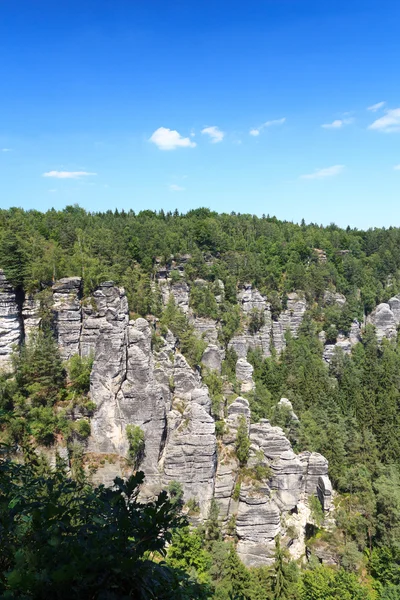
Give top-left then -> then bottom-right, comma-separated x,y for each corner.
126,424 -> 145,467
235,416 -> 250,466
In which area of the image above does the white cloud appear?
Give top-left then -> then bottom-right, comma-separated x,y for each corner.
301,165 -> 345,180
201,126 -> 225,143
149,127 -> 196,150
394,164 -> 400,171
169,184 -> 185,191
369,108 -> 400,132
368,101 -> 386,112
322,118 -> 353,129
1,148 -> 12,152
249,118 -> 286,136
43,171 -> 97,179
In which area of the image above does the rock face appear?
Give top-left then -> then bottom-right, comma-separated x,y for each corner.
202,344 -> 224,373
368,299 -> 400,342
22,294 -> 41,339
272,292 -> 307,353
0,271 -> 337,567
236,358 -> 255,392
52,277 -> 83,360
162,401 -> 217,517
0,269 -> 22,370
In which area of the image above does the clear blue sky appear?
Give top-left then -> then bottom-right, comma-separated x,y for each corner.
1,0 -> 400,228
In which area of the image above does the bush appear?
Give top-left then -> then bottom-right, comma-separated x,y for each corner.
76,419 -> 91,439
235,416 -> 250,466
126,424 -> 145,467
67,353 -> 94,394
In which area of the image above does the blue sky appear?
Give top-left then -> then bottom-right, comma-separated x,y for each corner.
1,0 -> 400,228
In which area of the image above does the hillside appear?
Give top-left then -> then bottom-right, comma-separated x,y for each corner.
1,206 -> 400,599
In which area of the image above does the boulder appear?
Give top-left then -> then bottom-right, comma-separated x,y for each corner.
202,344 -> 223,373
367,303 -> 397,342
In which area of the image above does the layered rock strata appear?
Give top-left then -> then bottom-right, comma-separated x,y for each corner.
0,269 -> 22,370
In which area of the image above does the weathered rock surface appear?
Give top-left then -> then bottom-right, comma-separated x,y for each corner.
191,316 -> 219,343
236,358 -> 255,392
236,483 -> 280,567
272,292 -> 307,353
202,343 -> 224,373
162,401 -> 217,517
0,269 -> 22,370
86,284 -> 129,455
22,294 -> 41,339
323,290 -> 346,307
52,277 -> 83,360
118,318 -> 169,486
368,303 -> 397,342
0,273 -> 339,568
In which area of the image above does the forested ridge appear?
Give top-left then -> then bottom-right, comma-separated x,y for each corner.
1,205 -> 400,599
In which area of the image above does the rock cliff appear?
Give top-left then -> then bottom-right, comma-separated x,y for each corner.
0,271 -> 336,566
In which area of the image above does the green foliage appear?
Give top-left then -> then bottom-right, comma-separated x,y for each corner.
248,309 -> 265,334
299,564 -> 374,599
190,281 -> 219,319
205,498 -> 221,543
67,353 -> 93,394
186,497 -> 200,515
125,424 -> 145,467
168,480 -> 184,508
75,419 -> 91,438
14,330 -> 66,407
202,369 -> 224,419
0,444 -> 204,599
160,295 -> 207,367
309,495 -> 325,528
235,415 -> 250,466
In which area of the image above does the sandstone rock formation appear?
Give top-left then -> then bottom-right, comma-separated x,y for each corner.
0,270 -> 338,567
52,277 -> 83,360
0,269 -> 22,370
236,358 -> 255,392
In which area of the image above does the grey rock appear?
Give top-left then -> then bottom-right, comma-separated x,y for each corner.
250,421 -> 303,510
118,318 -> 169,484
238,284 -> 268,313
349,319 -> 362,345
236,358 -> 255,392
214,460 -> 238,519
367,303 -> 397,342
236,483 -> 280,567
162,401 -> 217,517
191,317 -> 219,343
202,344 -> 224,373
299,451 -> 329,496
0,269 -> 22,370
86,284 -> 129,454
323,338 -> 352,363
52,277 -> 83,360
389,295 -> 400,325
173,353 -> 202,400
224,396 -> 251,443
317,475 -> 333,512
22,294 -> 41,339
171,281 -> 190,313
272,292 -> 306,353
323,290 -> 346,307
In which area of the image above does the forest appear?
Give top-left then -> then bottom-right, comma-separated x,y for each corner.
1,205 -> 400,599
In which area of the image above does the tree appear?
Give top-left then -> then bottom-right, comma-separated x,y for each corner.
235,415 -> 250,466
126,424 -> 145,468
0,444 -> 207,599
